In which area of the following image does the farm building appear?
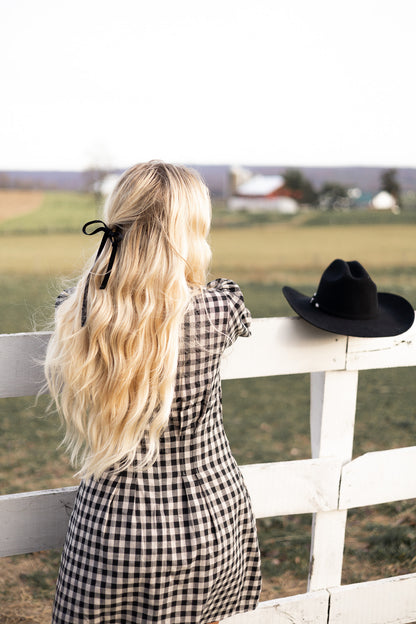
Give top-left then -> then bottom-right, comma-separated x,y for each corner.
369,190 -> 399,213
228,173 -> 299,214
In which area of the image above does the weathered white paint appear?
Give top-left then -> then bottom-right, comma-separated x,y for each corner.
221,590 -> 329,624
346,320 -> 416,371
0,487 -> 77,556
308,369 -> 358,591
240,458 -> 342,517
223,573 -> 416,623
310,370 -> 358,461
328,573 -> 416,624
0,332 -> 50,398
308,510 -> 348,592
339,446 -> 416,509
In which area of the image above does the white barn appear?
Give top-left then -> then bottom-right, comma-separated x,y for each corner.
228,174 -> 299,214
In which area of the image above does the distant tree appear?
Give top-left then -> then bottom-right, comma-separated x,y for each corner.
83,167 -> 107,193
380,168 -> 401,204
282,168 -> 317,205
318,182 -> 350,211
82,166 -> 109,203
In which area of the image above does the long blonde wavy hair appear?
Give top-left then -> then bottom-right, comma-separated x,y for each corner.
45,161 -> 212,480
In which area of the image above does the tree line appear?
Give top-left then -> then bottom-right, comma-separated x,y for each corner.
282,168 -> 401,209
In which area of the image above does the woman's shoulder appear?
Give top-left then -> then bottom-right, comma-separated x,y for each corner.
205,278 -> 245,300
206,277 -> 241,291
204,278 -> 248,311
194,278 -> 251,341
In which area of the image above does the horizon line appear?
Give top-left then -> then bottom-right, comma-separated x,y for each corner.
1,163 -> 415,173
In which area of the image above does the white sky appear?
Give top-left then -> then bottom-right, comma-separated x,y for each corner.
1,0 -> 415,170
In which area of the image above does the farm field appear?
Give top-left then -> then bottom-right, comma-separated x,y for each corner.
1,191 -> 416,622
0,190 -> 44,222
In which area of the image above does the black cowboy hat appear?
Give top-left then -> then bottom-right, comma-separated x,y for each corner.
282,259 -> 414,337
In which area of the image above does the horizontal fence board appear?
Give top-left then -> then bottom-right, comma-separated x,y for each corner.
222,574 -> 416,624
328,573 -> 416,624
2,317 -> 416,399
221,589 -> 329,623
241,458 -> 342,517
1,321 -> 348,399
3,446 -> 416,557
339,446 -> 416,509
221,317 -> 347,379
3,319 -> 416,399
0,458 -> 343,557
0,487 -> 77,557
0,332 -> 50,398
346,320 -> 416,371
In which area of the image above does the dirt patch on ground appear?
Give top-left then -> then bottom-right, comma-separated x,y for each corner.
0,553 -> 54,623
0,190 -> 44,223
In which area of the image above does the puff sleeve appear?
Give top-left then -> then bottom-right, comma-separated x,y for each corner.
207,278 -> 252,345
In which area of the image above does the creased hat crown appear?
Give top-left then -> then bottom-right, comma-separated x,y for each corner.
314,259 -> 378,320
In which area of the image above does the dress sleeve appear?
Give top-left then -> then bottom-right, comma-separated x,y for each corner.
207,278 -> 252,345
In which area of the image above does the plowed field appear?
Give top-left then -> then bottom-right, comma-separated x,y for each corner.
0,190 -> 44,222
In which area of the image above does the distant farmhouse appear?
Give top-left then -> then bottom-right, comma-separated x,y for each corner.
228,166 -> 299,214
369,190 -> 400,214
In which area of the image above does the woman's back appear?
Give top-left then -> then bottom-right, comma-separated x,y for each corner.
46,162 -> 262,624
52,278 -> 261,624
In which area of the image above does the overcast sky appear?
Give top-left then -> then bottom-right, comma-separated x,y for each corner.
1,0 -> 415,170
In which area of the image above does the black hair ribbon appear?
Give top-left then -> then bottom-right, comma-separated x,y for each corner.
81,220 -> 123,327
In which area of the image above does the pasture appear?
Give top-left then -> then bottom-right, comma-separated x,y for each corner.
1,191 -> 416,622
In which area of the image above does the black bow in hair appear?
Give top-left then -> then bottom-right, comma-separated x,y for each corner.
81,220 -> 123,327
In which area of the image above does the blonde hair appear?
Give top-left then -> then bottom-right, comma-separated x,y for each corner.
45,161 -> 212,480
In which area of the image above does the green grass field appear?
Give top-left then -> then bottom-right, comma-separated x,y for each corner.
1,192 -> 416,622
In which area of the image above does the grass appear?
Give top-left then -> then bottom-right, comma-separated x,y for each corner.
210,222 -> 416,286
0,234 -> 96,277
1,192 -> 416,619
304,206 -> 416,227
4,222 -> 416,292
0,394 -> 74,495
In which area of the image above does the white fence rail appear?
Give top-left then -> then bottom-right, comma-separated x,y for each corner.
1,316 -> 416,623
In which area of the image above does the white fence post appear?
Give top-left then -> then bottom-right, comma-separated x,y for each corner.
308,368 -> 359,591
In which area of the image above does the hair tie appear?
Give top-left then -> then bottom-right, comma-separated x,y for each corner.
81,220 -> 123,327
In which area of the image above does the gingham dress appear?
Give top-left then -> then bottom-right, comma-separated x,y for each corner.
52,278 -> 262,624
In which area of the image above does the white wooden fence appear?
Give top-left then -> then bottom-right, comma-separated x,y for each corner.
1,316 -> 416,623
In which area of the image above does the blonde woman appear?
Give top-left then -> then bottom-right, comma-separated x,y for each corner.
46,161 -> 262,624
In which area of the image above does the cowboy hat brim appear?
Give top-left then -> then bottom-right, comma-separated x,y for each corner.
282,286 -> 415,337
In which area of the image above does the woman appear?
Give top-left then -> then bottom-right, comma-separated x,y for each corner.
45,161 -> 262,623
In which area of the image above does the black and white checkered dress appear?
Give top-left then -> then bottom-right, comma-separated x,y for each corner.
52,279 -> 262,624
